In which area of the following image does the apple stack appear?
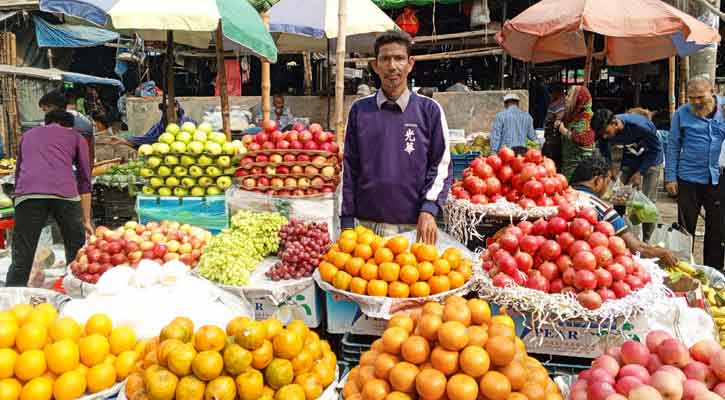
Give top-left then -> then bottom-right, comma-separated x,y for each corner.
235,120 -> 341,197
137,121 -> 246,197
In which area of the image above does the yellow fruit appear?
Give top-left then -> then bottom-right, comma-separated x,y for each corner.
0,378 -> 21,400
167,343 -> 196,377
236,370 -> 264,400
146,367 -> 179,400
176,375 -> 206,400
295,372 -> 323,400
236,321 -> 267,351
193,325 -> 226,352
0,312 -> 15,323
291,349 -> 314,374
273,329 -> 304,360
0,320 -> 18,348
14,349 -> 46,381
135,339 -> 149,355
85,314 -> 113,337
264,319 -> 283,340
103,354 -> 116,365
49,318 -> 81,342
79,334 -> 110,367
0,348 -> 17,379
15,323 -> 47,352
191,351 -> 224,381
34,304 -> 57,325
46,339 -> 79,374
74,364 -> 88,377
87,363 -> 116,393
10,305 -> 32,325
265,358 -> 294,390
53,371 -> 86,400
157,339 -> 184,367
204,376 -> 236,400
160,323 -> 191,343
109,326 -> 137,355
222,344 -> 252,376
19,376 -> 52,400
114,350 -> 138,380
275,383 -> 305,400
25,310 -> 51,328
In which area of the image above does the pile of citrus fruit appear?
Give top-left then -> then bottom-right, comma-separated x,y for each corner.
318,227 -> 474,298
342,296 -> 563,400
125,316 -> 336,400
0,303 -> 139,400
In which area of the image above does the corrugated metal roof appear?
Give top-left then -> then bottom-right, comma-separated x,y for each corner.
0,1 -> 38,11
0,65 -> 62,80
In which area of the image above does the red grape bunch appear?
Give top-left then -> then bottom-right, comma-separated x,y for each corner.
267,219 -> 331,280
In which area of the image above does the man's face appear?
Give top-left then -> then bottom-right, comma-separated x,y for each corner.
601,119 -> 621,140
688,84 -> 715,116
592,175 -> 611,197
372,42 -> 414,95
273,97 -> 284,112
40,104 -> 57,113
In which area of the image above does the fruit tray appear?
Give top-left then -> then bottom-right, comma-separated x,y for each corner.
243,148 -> 338,158
237,160 -> 340,169
145,174 -> 233,183
235,174 -> 339,191
140,152 -> 236,159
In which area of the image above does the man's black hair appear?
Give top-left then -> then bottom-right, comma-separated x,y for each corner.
44,110 -> 74,127
571,154 -> 612,185
374,30 -> 413,58
38,90 -> 67,110
592,108 -> 616,141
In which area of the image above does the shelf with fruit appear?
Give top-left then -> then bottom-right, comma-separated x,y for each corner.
341,296 -> 563,400
237,153 -> 340,175
243,120 -> 340,154
0,303 -> 140,400
237,174 -> 338,192
124,317 -> 338,400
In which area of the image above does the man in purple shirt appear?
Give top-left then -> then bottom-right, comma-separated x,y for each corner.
342,31 -> 452,244
6,110 -> 93,286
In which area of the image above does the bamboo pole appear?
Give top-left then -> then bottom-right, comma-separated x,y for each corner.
335,0 -> 347,142
215,24 -> 231,139
166,31 -> 176,124
669,57 -> 676,115
680,56 -> 689,106
583,32 -> 594,86
303,51 -> 313,96
261,12 -> 271,122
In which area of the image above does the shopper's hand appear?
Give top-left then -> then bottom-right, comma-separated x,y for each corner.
656,248 -> 678,269
665,181 -> 678,196
84,220 -> 95,238
417,212 -> 437,245
628,171 -> 642,188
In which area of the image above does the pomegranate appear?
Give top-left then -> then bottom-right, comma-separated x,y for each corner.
547,216 -> 568,235
607,347 -> 623,363
577,290 -> 603,309
514,252 -> 534,272
621,341 -> 650,366
595,268 -> 613,288
650,371 -> 684,400
574,270 -> 598,290
558,203 -> 577,220
570,218 -> 594,239
589,232 -> 611,248
659,339 -> 691,368
539,240 -> 562,261
578,207 -> 600,225
595,221 -> 616,237
573,251 -> 598,271
538,261 -> 559,280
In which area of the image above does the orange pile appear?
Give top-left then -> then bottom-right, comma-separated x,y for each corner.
319,227 -> 474,298
125,317 -> 336,400
342,296 -> 563,400
0,304 -> 138,400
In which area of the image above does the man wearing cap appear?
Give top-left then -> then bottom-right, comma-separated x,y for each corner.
490,93 -> 537,153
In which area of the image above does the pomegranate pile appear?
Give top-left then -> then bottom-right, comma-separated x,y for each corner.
451,147 -> 578,208
483,204 -> 650,310
572,331 -> 725,400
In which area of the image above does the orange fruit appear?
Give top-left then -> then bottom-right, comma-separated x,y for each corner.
367,280 -> 388,297
388,314 -> 414,333
430,346 -> 459,376
79,334 -> 109,367
457,264 -> 473,280
319,262 -> 338,283
438,321 -> 469,352
332,252 -> 352,269
447,374 -> 479,400
467,299 -> 492,325
53,370 -> 86,400
389,362 -> 419,393
192,350 -> 224,381
459,346 -> 490,378
442,248 -> 462,267
272,329 -> 304,360
171,317 -> 194,335
370,237 -> 387,252
109,326 -> 137,356
236,370 -> 264,400
373,353 -> 399,380
416,262 -> 434,281
433,259 -> 451,275
375,248 -> 395,264
501,362 -> 527,391
85,314 -> 113,337
354,244 -> 373,260
382,327 -> 408,355
449,271 -> 466,289
428,276 -> 451,295
386,236 -> 410,255
0,320 -> 18,349
491,314 -> 516,329
395,253 -> 417,267
399,266 -> 419,285
10,305 -> 32,324
115,350 -> 138,380
157,339 -> 183,367
296,372 -> 323,399
221,344 -> 250,376
467,325 -> 489,347
226,316 -> 251,337
415,244 -> 438,262
46,339 -> 79,375
49,318 -> 81,343
265,319 -> 283,340
332,270 -> 352,291
479,371 -> 511,400
15,349 -> 46,381
194,325 -> 227,352
442,302 -> 472,326
527,368 -> 549,387
345,257 -> 365,277
0,377 -> 21,400
20,376 -> 52,400
371,339 -> 384,353
338,238 -> 357,254
410,282 -> 430,297
16,323 -> 47,352
360,263 -> 379,280
358,365 -> 376,388
416,314 -> 441,342
486,336 -> 516,367
251,340 -> 274,370
340,229 -> 358,242
415,368 -> 446,399
362,379 -> 390,400
87,363 -> 116,393
0,348 -> 17,379
388,282 -> 410,298
236,322 -> 267,351
350,277 -> 368,295
379,262 -> 400,283
357,231 -> 376,245
489,324 -> 516,340
421,302 -> 444,316
400,336 -> 430,365
360,351 -> 378,367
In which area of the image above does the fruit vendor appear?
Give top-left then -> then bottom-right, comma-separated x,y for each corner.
592,108 -> 664,242
490,93 -> 537,153
570,154 -> 677,268
6,110 -> 93,286
341,30 -> 452,244
109,101 -> 195,149
252,94 -> 295,129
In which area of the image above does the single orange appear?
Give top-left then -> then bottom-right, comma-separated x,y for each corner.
442,248 -> 462,268
486,336 -> 516,367
395,253 -> 417,267
389,362 -> 419,394
416,262 -> 434,281
339,230 -> 358,242
446,373 -> 479,400
428,276 -> 451,295
467,325 -> 489,347
350,277 -> 368,295
442,302 -> 472,326
459,346 -> 490,378
433,259 -> 451,276
370,237 -> 387,252
373,353 -> 399,380
357,231 -> 376,245
345,257 -> 365,277
360,263 -> 379,281
467,299 -> 492,325
421,302 -> 444,317
388,314 -> 414,334
457,264 -> 473,280
415,368 -> 447,400
332,271 -> 352,291
319,262 -> 338,283
338,237 -> 358,254
323,249 -> 337,262
362,379 -> 390,400
379,263 -> 400,283
500,362 -> 527,391
415,244 -> 438,262
386,236 -> 410,255
353,244 -> 373,260
332,252 -> 352,269
479,371 -> 511,400
399,265 -> 419,285
367,280 -> 388,297
388,282 -> 410,298
430,346 -> 459,376
437,321 -> 469,352
409,282 -> 430,298
416,314 -> 442,342
374,248 -> 395,264
449,271 -> 466,289
381,327 -> 409,356
400,336 -> 430,365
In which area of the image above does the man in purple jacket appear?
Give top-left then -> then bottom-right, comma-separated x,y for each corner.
342,31 -> 453,244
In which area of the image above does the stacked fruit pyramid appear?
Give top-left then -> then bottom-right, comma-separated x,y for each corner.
318,226 -> 474,298
138,121 -> 245,197
342,296 -> 563,400
0,303 -> 140,400
125,316 -> 337,400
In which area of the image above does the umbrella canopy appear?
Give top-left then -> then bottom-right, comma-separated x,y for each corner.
496,0 -> 721,65
39,0 -> 278,62
268,0 -> 397,53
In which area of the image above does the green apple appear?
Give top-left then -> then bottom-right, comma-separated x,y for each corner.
146,156 -> 162,168
142,186 -> 156,195
139,168 -> 154,177
157,166 -> 171,177
149,177 -> 164,188
197,155 -> 213,166
205,142 -> 222,155
206,166 -> 222,177
190,186 -> 206,196
216,156 -> 231,168
181,121 -> 197,133
181,177 -> 196,188
165,176 -> 180,186
153,142 -> 170,154
173,187 -> 189,197
206,186 -> 222,196
189,166 -> 204,177
198,176 -> 213,187
223,167 -> 237,175
180,155 -> 196,167
166,123 -> 180,135
164,155 -> 179,166
159,132 -> 175,144
209,131 -> 227,145
138,144 -> 154,156
216,176 -> 233,190
221,142 -> 236,155
176,131 -> 192,144
158,187 -> 173,196
173,166 -> 188,176
192,131 -> 208,143
171,142 -> 187,153
198,122 -> 213,134
188,141 -> 204,155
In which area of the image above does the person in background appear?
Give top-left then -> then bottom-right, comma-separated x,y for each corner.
6,110 -> 93,286
253,94 -> 294,128
666,76 -> 725,269
417,87 -> 435,98
39,90 -> 94,164
109,101 -> 195,149
490,93 -> 537,153
555,85 -> 596,180
446,79 -> 471,93
592,108 -> 664,241
571,155 -> 677,268
342,30 -> 452,244
542,82 -> 566,168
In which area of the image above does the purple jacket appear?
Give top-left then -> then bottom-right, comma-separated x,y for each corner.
341,90 -> 453,227
14,123 -> 92,198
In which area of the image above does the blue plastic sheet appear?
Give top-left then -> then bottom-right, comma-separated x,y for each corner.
34,16 -> 118,48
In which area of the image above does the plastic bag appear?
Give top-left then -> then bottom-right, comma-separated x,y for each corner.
136,195 -> 228,233
627,189 -> 659,224
0,191 -> 12,209
470,0 -> 491,28
649,223 -> 693,261
27,226 -> 54,288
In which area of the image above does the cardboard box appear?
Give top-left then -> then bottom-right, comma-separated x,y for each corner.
249,281 -> 322,328
325,292 -> 387,335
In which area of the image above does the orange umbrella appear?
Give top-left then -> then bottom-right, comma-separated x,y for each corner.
496,0 -> 721,65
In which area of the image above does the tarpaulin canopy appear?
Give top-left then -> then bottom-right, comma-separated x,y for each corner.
0,64 -> 124,89
372,0 -> 463,8
34,16 -> 119,48
496,0 -> 721,65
